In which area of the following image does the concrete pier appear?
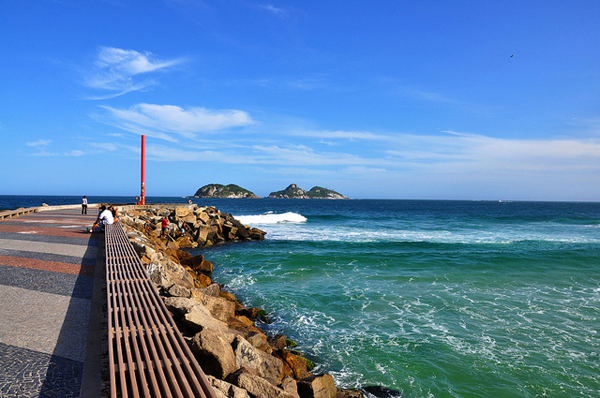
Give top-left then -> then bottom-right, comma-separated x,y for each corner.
0,208 -> 104,398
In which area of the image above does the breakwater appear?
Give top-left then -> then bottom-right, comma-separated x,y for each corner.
117,204 -> 365,398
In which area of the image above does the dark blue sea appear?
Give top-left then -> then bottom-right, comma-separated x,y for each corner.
3,196 -> 600,397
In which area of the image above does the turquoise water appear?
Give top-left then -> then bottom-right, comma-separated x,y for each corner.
4,197 -> 599,397
190,200 -> 600,398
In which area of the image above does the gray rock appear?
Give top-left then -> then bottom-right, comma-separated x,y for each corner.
167,283 -> 191,298
227,368 -> 296,398
207,376 -> 251,398
194,283 -> 221,298
191,290 -> 235,322
163,297 -> 229,333
280,376 -> 300,398
297,374 -> 336,398
191,329 -> 237,379
233,336 -> 282,381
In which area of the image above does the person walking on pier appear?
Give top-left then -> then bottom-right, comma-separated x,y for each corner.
81,195 -> 88,214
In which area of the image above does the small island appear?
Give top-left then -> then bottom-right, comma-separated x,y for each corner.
194,184 -> 260,198
268,184 -> 348,199
193,183 -> 348,199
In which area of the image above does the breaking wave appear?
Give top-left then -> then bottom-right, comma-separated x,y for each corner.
235,211 -> 307,225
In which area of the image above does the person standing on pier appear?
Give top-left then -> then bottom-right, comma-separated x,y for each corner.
81,195 -> 88,214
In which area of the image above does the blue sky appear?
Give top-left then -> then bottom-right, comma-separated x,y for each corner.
1,1 -> 599,200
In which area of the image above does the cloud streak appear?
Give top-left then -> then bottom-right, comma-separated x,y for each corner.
27,139 -> 52,147
84,47 -> 183,98
101,103 -> 254,141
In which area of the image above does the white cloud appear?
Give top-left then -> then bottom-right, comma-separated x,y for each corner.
292,130 -> 388,141
259,4 -> 287,15
90,142 -> 117,151
27,139 -> 51,147
85,47 -> 183,98
101,103 -> 254,141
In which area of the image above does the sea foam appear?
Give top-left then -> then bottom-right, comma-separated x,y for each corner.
236,212 -> 307,225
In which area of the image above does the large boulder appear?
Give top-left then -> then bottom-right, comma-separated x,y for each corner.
280,376 -> 300,398
165,248 -> 192,263
227,368 -> 296,398
176,236 -> 196,248
163,297 -> 229,333
194,283 -> 221,298
191,290 -> 236,322
297,374 -> 336,398
196,226 -> 211,245
196,211 -> 211,224
233,336 -> 283,381
279,350 -> 311,381
191,328 -> 237,379
175,207 -> 192,218
207,376 -> 251,398
147,261 -> 170,288
167,283 -> 191,298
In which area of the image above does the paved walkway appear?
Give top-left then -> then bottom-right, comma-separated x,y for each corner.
0,208 -> 105,398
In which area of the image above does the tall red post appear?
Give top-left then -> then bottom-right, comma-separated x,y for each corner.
140,135 -> 146,205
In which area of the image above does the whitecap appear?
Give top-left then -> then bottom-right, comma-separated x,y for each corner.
236,212 -> 307,225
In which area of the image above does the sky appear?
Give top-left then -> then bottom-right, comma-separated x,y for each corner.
1,1 -> 599,200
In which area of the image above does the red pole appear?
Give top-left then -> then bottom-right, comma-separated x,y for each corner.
141,135 -> 146,205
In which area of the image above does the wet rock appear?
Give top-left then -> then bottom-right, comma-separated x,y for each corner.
359,386 -> 400,398
278,350 -> 311,381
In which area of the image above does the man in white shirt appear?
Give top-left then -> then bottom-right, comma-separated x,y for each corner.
90,205 -> 114,232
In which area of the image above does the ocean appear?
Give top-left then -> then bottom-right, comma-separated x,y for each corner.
3,196 -> 599,397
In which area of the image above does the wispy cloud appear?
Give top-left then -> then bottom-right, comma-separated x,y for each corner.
258,4 -> 287,16
100,103 -> 254,141
27,139 -> 52,147
90,142 -> 117,151
292,129 -> 389,141
84,47 -> 183,98
102,104 -> 253,141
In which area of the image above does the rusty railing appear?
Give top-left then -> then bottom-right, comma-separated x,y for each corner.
105,223 -> 218,398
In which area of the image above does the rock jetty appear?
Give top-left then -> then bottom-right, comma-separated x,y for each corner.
268,184 -> 348,199
117,205 -> 363,398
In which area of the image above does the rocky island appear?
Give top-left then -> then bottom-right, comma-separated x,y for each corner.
194,184 -> 260,199
268,184 -> 348,199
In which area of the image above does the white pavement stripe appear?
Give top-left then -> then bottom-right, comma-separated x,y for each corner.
0,284 -> 91,362
0,239 -> 96,259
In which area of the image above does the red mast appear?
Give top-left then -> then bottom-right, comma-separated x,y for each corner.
140,135 -> 146,205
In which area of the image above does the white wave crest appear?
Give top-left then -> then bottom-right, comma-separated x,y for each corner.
236,212 -> 307,225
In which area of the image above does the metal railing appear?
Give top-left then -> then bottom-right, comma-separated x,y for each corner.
105,223 -> 218,398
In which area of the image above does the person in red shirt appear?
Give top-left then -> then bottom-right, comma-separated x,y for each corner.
161,217 -> 168,238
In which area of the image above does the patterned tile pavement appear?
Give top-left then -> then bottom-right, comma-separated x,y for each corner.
0,208 -> 104,398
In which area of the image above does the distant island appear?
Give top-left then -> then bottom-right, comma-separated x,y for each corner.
193,183 -> 348,199
268,184 -> 348,199
193,184 -> 260,198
